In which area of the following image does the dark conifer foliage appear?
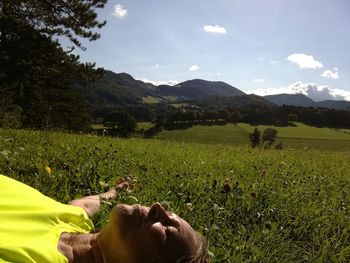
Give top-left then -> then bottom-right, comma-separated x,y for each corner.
0,0 -> 106,130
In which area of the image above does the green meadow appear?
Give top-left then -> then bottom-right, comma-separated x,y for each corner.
1,128 -> 350,262
142,96 -> 161,104
154,122 -> 350,150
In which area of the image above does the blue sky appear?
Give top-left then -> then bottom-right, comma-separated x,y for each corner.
72,0 -> 350,101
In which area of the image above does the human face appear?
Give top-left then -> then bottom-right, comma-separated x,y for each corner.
99,203 -> 199,263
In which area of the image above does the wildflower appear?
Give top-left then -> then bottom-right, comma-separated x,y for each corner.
44,165 -> 52,175
99,181 -> 109,188
185,203 -> 193,211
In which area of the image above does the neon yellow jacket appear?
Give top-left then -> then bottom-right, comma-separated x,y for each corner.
0,175 -> 94,263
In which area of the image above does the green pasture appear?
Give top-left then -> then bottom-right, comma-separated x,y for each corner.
238,122 -> 350,140
142,96 -> 161,104
153,122 -> 350,150
137,122 -> 154,130
169,103 -> 190,108
238,122 -> 350,150
1,128 -> 350,262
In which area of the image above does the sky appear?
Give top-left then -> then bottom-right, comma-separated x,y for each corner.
71,0 -> 350,101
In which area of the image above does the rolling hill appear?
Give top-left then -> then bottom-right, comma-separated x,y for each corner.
79,70 -> 350,116
264,93 -> 350,111
155,79 -> 245,100
80,70 -> 248,109
264,94 -> 316,107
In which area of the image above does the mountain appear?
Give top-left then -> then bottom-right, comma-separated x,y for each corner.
155,79 -> 245,100
198,94 -> 276,109
82,71 -> 350,112
264,94 -> 316,107
90,71 -> 154,105
264,93 -> 350,111
82,71 -> 246,107
317,100 -> 350,111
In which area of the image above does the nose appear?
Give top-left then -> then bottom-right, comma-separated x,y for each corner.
148,203 -> 180,227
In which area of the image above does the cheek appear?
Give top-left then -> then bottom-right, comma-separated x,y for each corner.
130,224 -> 166,256
148,223 -> 166,244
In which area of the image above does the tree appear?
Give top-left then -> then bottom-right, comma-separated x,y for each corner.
0,0 -> 106,130
104,111 -> 137,137
261,128 -> 278,147
288,113 -> 298,122
218,109 -> 231,122
249,128 -> 260,148
155,114 -> 167,128
231,111 -> 241,123
1,0 -> 107,50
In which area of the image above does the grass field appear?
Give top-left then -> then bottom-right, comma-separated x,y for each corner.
142,96 -> 161,104
1,128 -> 350,262
153,122 -> 350,150
155,124 -> 249,145
237,123 -> 350,140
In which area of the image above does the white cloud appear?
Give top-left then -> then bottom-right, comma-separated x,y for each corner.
287,53 -> 323,69
189,65 -> 200,72
113,4 -> 128,18
253,78 -> 265,83
140,79 -> 179,86
154,64 -> 160,69
202,25 -> 227,35
216,72 -> 222,76
247,81 -> 350,101
321,68 -> 339,79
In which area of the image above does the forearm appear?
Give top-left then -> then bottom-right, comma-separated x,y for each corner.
68,188 -> 117,217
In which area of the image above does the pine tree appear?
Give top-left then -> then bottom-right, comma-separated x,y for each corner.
249,128 -> 260,148
0,0 -> 106,130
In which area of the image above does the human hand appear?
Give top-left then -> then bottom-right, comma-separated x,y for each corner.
115,176 -> 134,192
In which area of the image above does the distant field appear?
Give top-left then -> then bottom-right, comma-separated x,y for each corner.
152,122 -> 350,150
168,103 -> 191,108
91,122 -> 350,150
142,96 -> 161,104
337,128 -> 350,135
238,123 -> 350,150
238,122 -> 350,140
137,122 -> 154,130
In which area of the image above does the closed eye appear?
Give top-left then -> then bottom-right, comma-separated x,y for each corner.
164,225 -> 178,236
165,226 -> 171,233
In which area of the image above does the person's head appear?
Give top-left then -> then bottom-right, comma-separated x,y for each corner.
97,202 -> 209,262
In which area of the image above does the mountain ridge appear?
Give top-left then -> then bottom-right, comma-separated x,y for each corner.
81,70 -> 350,111
264,93 -> 350,111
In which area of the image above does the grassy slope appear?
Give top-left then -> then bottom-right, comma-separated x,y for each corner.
1,129 -> 350,262
238,122 -> 350,150
142,96 -> 161,104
